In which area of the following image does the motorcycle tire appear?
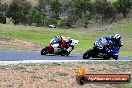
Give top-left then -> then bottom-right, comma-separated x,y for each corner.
103,56 -> 110,60
41,46 -> 48,55
113,55 -> 118,60
60,51 -> 69,56
60,49 -> 70,56
60,50 -> 65,56
60,53 -> 65,56
83,49 -> 93,59
66,52 -> 70,56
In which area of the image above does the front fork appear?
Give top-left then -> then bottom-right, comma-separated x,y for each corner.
67,46 -> 74,53
60,46 -> 74,56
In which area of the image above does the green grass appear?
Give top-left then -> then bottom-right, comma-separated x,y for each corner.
0,21 -> 132,56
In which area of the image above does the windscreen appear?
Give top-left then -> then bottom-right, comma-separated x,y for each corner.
50,37 -> 61,45
96,37 -> 108,48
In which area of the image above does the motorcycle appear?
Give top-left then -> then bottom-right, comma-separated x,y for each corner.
41,37 -> 79,56
83,37 -> 122,60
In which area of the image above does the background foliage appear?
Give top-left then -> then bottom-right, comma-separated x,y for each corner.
0,0 -> 131,28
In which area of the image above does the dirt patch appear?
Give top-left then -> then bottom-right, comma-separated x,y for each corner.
0,62 -> 132,88
0,37 -> 42,51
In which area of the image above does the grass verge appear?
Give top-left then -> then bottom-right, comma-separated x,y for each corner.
0,18 -> 132,56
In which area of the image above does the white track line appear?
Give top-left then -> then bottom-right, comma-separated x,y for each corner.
0,60 -> 132,65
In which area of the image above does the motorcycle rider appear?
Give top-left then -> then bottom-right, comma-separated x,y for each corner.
51,35 -> 72,52
83,34 -> 122,59
102,34 -> 123,54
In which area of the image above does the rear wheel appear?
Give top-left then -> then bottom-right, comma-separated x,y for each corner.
103,56 -> 110,60
83,49 -> 93,59
41,46 -> 48,55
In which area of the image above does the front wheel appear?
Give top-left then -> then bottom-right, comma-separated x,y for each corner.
83,49 -> 93,59
41,46 -> 48,55
60,50 -> 69,56
113,55 -> 118,60
65,51 -> 70,56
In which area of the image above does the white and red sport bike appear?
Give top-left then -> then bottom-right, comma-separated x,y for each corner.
41,37 -> 79,56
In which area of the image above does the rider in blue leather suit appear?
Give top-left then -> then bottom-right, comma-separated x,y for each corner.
103,34 -> 123,54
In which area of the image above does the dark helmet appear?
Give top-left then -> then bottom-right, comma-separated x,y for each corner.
55,35 -> 62,39
55,35 -> 62,42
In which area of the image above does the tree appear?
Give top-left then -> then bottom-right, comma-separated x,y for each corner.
29,0 -> 60,26
113,0 -> 132,17
31,10 -> 43,26
37,0 -> 48,26
29,0 -> 47,26
0,13 -> 6,24
6,0 -> 32,25
49,0 -> 61,24
94,0 -> 115,23
58,0 -> 80,28
0,0 -> 8,24
70,0 -> 93,28
72,0 -> 92,19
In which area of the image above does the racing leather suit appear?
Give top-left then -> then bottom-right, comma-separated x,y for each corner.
103,36 -> 122,54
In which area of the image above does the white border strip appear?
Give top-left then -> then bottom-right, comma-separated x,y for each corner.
0,60 -> 132,65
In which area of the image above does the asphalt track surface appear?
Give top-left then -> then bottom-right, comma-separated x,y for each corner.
0,50 -> 132,61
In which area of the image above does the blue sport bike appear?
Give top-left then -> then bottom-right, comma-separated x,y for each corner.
83,37 -> 123,60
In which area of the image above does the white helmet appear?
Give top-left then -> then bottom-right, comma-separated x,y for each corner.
113,34 -> 121,40
65,37 -> 70,42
